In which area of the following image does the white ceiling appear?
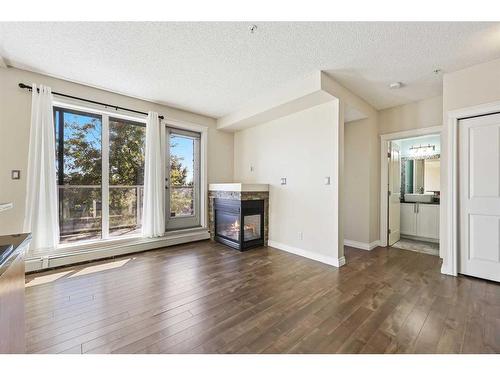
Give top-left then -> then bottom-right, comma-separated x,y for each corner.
1,22 -> 500,118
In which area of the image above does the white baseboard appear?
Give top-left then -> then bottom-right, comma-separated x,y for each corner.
344,239 -> 380,251
25,229 -> 210,272
268,240 -> 345,268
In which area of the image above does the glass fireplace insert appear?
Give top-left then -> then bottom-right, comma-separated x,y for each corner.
214,198 -> 264,250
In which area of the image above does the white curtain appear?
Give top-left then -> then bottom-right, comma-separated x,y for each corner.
23,84 -> 59,250
142,111 -> 166,237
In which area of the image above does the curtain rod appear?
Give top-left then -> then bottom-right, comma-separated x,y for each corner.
18,83 -> 164,120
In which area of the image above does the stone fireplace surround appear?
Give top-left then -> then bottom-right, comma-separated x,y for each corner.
208,183 -> 269,248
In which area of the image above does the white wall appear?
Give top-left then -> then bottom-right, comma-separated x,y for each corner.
379,95 -> 443,134
344,116 -> 379,245
443,57 -> 500,112
0,67 -> 234,236
234,102 -> 342,263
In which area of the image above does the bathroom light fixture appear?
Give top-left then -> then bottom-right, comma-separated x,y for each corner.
389,82 -> 403,89
409,144 -> 435,157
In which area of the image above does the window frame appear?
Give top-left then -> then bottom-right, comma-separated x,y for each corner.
52,98 -> 209,251
54,102 -> 147,246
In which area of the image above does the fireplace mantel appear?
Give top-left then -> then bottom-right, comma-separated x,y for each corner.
208,183 -> 269,192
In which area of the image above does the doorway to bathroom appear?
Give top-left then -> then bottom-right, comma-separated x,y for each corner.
386,133 -> 441,256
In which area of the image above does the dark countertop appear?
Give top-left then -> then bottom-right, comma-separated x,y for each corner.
401,201 -> 440,205
0,233 -> 31,276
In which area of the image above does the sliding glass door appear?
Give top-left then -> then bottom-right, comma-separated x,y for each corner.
165,127 -> 201,230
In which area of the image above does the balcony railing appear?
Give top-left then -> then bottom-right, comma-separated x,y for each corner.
58,185 -> 144,243
58,184 -> 195,243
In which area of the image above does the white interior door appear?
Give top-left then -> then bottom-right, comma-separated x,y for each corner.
459,113 -> 500,282
388,142 -> 401,246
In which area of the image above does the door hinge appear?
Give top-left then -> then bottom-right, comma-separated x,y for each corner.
388,229 -> 391,234
387,152 -> 391,158
388,191 -> 391,196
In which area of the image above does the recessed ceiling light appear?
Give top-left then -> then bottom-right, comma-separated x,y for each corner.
249,24 -> 258,34
389,82 -> 403,89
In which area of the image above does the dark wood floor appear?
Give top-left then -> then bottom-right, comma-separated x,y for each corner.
25,240 -> 500,354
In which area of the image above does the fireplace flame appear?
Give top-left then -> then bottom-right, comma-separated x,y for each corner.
232,219 -> 240,230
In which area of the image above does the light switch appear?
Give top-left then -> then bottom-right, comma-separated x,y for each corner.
11,170 -> 20,180
280,177 -> 287,185
250,165 -> 254,172
324,176 -> 331,185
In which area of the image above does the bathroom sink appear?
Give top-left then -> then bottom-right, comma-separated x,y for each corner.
404,193 -> 434,203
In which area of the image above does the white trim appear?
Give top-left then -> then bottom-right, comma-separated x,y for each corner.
163,118 -> 209,229
0,56 -> 8,69
101,115 -> 110,239
53,98 -> 148,123
0,203 -> 13,212
442,100 -> 500,277
208,183 -> 269,192
26,228 -> 210,272
268,240 -> 345,268
344,239 -> 380,251
379,125 -> 443,248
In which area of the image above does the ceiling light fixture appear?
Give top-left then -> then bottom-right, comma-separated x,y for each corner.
249,24 -> 258,34
388,82 -> 403,89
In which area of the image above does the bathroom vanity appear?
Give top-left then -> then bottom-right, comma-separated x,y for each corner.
401,202 -> 439,241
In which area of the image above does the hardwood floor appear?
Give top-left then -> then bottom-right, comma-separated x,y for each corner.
25,241 -> 500,354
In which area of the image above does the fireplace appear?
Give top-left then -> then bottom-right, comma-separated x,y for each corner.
214,198 -> 264,250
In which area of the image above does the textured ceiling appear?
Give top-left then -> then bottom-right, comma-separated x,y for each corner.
1,22 -> 500,118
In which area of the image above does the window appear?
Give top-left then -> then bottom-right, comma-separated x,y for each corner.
55,107 -> 146,244
108,118 -> 146,237
55,108 -> 103,243
169,133 -> 195,217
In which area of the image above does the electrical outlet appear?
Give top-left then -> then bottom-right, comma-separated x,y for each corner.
280,177 -> 287,185
298,231 -> 303,240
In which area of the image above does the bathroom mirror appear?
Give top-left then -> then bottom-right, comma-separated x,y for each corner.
401,157 -> 440,194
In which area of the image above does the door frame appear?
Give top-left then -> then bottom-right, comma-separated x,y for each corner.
387,141 -> 401,246
379,125 -> 443,249
165,126 -> 201,230
163,118 -> 209,230
442,100 -> 500,277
